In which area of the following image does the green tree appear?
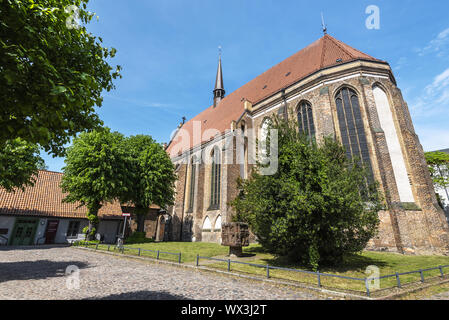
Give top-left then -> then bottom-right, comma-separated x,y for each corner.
0,0 -> 121,157
123,135 -> 176,233
61,128 -> 130,240
425,151 -> 449,208
0,138 -> 45,192
231,115 -> 382,269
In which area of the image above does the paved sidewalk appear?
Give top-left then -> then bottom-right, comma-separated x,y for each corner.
0,246 -> 323,300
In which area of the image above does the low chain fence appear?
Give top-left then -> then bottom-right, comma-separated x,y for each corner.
73,241 -> 182,264
73,241 -> 449,297
196,255 -> 449,297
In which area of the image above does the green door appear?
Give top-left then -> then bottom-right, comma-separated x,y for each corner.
10,219 -> 38,246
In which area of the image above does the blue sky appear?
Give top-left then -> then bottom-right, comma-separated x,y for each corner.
43,0 -> 449,171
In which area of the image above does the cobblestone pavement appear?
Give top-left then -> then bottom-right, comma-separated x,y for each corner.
0,246 -> 324,300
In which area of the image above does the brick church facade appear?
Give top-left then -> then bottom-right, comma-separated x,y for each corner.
165,34 -> 449,255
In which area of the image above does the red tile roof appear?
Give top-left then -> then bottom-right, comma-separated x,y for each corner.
0,170 -> 123,219
167,34 -> 383,157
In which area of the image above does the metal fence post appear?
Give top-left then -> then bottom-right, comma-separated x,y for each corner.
95,243 -> 98,250
266,265 -> 270,279
420,270 -> 425,283
157,250 -> 160,260
227,259 -> 231,272
108,245 -> 110,252
396,273 -> 401,288
317,271 -> 321,288
439,266 -> 444,278
178,253 -> 182,264
365,279 -> 370,297
196,255 -> 199,267
138,248 -> 141,256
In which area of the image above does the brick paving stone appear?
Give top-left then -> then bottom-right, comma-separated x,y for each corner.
0,246 -> 324,300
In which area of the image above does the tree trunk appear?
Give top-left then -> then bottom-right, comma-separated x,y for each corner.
87,220 -> 96,241
86,201 -> 101,241
135,206 -> 148,233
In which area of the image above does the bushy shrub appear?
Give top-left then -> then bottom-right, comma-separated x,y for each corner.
231,114 -> 383,269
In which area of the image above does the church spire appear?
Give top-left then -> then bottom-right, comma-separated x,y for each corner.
213,46 -> 225,108
321,12 -> 328,35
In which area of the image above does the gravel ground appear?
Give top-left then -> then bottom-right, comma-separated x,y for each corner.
0,246 -> 323,300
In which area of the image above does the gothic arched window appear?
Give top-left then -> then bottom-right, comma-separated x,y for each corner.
260,118 -> 272,161
297,101 -> 315,139
187,156 -> 196,212
203,216 -> 212,230
335,87 -> 373,179
214,215 -> 222,231
210,147 -> 221,209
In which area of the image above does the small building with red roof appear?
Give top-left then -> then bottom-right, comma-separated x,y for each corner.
0,170 -> 124,245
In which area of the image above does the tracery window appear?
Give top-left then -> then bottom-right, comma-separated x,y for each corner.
335,87 -> 374,180
297,101 -> 315,139
210,147 -> 221,209
260,118 -> 272,161
187,156 -> 196,212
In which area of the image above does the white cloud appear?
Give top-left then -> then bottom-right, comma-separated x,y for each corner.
416,27 -> 449,57
394,57 -> 407,71
434,68 -> 449,86
410,68 -> 449,151
410,67 -> 449,118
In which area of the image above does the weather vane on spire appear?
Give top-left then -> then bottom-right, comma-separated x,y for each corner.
218,45 -> 222,58
321,12 -> 327,35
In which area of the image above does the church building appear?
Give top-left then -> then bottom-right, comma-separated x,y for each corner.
166,34 -> 449,255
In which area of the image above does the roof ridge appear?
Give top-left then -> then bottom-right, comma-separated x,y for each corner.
320,35 -> 327,69
325,34 -> 356,59
38,169 -> 63,175
326,34 -> 377,60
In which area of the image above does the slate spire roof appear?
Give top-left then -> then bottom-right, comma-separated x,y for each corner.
167,34 -> 385,156
214,56 -> 224,94
213,55 -> 225,108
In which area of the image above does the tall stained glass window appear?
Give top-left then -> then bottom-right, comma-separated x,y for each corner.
187,156 -> 196,212
335,87 -> 374,180
210,148 -> 221,209
297,101 -> 315,139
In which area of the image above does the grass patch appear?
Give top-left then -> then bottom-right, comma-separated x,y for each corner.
77,241 -> 230,263
217,247 -> 449,293
76,241 -> 449,294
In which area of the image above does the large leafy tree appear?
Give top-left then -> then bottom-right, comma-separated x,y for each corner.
123,135 -> 176,233
0,0 -> 121,157
231,115 -> 382,269
0,138 -> 45,192
61,128 -> 130,239
425,151 -> 449,208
